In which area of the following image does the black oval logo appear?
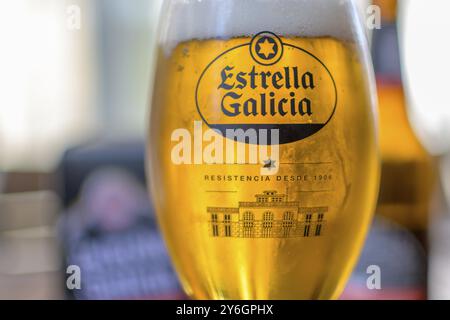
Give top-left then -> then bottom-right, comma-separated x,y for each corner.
195,31 -> 337,144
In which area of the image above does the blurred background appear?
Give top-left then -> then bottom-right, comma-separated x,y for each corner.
0,0 -> 450,299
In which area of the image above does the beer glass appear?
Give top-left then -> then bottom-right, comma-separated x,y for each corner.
147,0 -> 379,299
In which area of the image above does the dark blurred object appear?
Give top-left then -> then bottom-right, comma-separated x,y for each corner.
342,217 -> 427,300
58,141 -> 146,208
58,141 -> 185,299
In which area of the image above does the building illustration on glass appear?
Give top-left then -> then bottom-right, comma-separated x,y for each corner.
207,191 -> 327,238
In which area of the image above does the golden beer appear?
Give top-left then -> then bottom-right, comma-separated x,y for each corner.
148,34 -> 379,299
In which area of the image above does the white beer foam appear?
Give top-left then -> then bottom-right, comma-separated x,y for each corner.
161,0 -> 360,52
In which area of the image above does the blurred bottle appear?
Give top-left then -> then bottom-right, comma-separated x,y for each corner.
373,0 -> 435,235
342,0 -> 436,299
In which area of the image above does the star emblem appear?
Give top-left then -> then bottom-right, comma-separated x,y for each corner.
257,38 -> 276,59
263,159 -> 277,170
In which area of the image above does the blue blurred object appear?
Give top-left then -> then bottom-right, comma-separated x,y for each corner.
342,217 -> 427,300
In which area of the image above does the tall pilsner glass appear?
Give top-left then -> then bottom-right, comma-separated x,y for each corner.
147,0 -> 380,299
